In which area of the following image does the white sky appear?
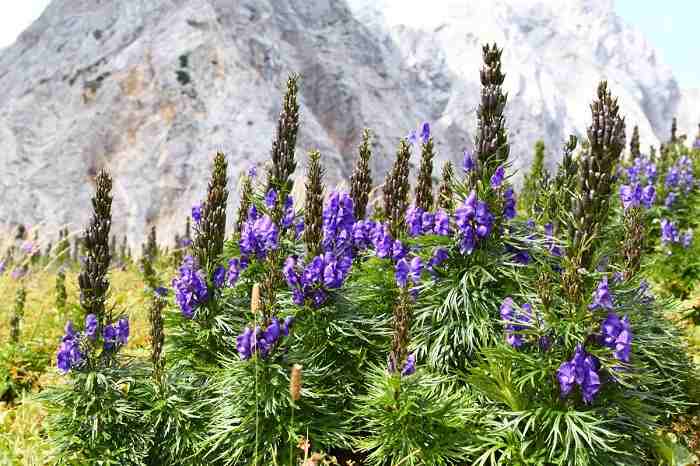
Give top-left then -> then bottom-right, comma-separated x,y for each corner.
0,0 -> 697,88
0,1 -> 51,49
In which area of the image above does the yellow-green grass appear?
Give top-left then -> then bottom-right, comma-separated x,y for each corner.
0,264 -> 156,465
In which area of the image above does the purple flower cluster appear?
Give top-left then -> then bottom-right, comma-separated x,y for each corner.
600,312 -> 632,363
490,165 -> 505,189
192,203 -> 203,224
283,253 -> 352,308
557,344 -> 601,404
660,218 -> 679,245
664,156 -> 694,194
463,150 -> 475,173
405,205 -> 450,237
265,189 -> 277,208
103,318 -> 129,351
619,183 -> 655,210
627,156 -> 657,184
394,256 -> 424,290
589,276 -> 614,311
56,314 -> 129,373
226,258 -> 243,287
503,187 -> 517,219
57,321 -> 84,373
428,247 -> 449,272
240,208 -> 279,259
172,255 -> 209,318
454,190 -> 494,254
322,192 -> 355,255
236,316 -> 294,360
660,218 -> 693,249
407,122 -> 430,145
499,298 -> 532,348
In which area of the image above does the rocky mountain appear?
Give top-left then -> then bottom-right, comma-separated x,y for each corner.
0,0 -> 696,245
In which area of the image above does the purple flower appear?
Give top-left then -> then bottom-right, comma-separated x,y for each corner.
401,353 -> 416,376
172,255 -> 209,318
619,184 -> 641,210
227,258 -> 242,287
372,224 -> 393,259
21,241 -> 34,254
420,122 -> 430,144
428,247 -> 449,271
409,256 -> 424,282
116,318 -> 129,345
407,129 -> 418,145
503,187 -> 517,219
103,324 -> 118,351
681,229 -> 693,248
664,192 -> 678,208
392,240 -> 407,261
433,210 -> 450,236
641,185 -> 655,208
236,327 -> 253,360
462,150 -> 475,173
240,214 -> 279,259
213,266 -> 226,288
265,189 -> 278,208
490,165 -> 505,188
406,205 -> 424,237
499,298 -> 531,348
660,218 -> 679,245
322,192 -> 356,256
56,324 -> 83,374
600,312 -> 632,363
192,203 -> 203,224
85,314 -> 98,341
248,166 -> 258,178
0,260 -> 5,275
557,344 -> 601,404
421,211 -> 435,235
589,276 -> 614,311
154,286 -> 169,297
395,258 -> 409,288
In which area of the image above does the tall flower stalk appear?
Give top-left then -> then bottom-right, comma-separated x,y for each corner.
303,150 -> 325,258
473,43 -> 509,181
193,151 -> 228,271
382,139 -> 411,237
266,74 -> 300,199
436,161 -> 454,210
78,169 -> 113,327
236,174 -> 254,234
621,206 -> 645,280
350,129 -> 373,220
414,130 -> 435,212
569,81 -> 626,270
630,125 -> 640,159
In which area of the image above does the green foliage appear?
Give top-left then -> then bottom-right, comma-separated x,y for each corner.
200,355 -> 352,466
354,365 -> 478,466
40,366 -> 153,465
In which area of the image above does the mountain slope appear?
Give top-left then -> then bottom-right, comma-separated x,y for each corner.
0,0 -> 695,244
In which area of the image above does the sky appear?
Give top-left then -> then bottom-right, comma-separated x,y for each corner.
0,1 -> 697,89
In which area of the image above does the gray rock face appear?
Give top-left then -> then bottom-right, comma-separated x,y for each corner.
0,0 -> 696,245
